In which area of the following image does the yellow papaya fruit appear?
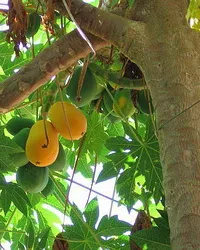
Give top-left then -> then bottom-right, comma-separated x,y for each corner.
25,120 -> 59,167
48,101 -> 87,140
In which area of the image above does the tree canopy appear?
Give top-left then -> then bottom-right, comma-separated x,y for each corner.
0,0 -> 200,249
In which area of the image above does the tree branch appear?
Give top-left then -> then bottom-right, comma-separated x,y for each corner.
55,0 -> 148,62
0,30 -> 108,113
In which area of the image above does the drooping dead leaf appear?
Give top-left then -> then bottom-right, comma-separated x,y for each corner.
7,0 -> 27,56
52,232 -> 69,250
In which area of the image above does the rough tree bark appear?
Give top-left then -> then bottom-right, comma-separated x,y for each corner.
0,0 -> 200,248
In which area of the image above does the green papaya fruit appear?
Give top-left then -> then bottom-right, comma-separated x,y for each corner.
11,128 -> 30,168
16,162 -> 49,193
26,12 -> 41,38
66,66 -> 98,107
113,89 -> 136,118
6,117 -> 34,136
41,178 -> 55,197
11,153 -> 29,169
48,142 -> 67,171
136,90 -> 154,115
13,128 -> 30,150
101,101 -> 122,123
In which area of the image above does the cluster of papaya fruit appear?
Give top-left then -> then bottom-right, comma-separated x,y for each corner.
6,101 -> 87,195
66,65 -> 154,122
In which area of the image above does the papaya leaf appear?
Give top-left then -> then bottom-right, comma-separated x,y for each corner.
8,183 -> 31,216
82,111 -> 109,155
24,218 -> 35,249
96,161 -> 118,183
1,186 -> 12,215
34,226 -> 51,250
83,198 -> 99,227
116,167 -> 136,208
0,134 -> 24,172
131,226 -> 171,250
97,215 -> 131,237
17,242 -> 26,250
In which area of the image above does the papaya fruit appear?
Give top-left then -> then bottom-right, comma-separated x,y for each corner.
48,142 -> 67,171
11,128 -> 30,168
113,89 -> 136,118
136,90 -> 154,115
16,162 -> 49,193
26,12 -> 41,38
13,128 -> 30,150
25,120 -> 59,167
6,117 -> 34,136
48,101 -> 87,140
41,178 -> 55,197
66,66 -> 99,107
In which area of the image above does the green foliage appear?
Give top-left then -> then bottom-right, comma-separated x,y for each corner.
63,199 -> 131,249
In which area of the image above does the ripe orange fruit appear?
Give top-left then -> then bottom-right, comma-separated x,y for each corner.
25,120 -> 59,167
48,101 -> 87,140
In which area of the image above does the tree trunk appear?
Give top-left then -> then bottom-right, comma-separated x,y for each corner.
132,0 -> 200,248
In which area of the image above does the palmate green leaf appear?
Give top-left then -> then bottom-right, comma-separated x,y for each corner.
35,210 -> 55,248
34,226 -> 51,250
24,218 -> 35,249
123,120 -> 163,200
103,235 -> 130,250
0,216 -> 6,239
65,204 -> 104,249
116,167 -> 136,208
97,215 -> 131,237
96,133 -> 139,183
106,121 -> 124,137
83,198 -> 99,227
0,133 -> 24,172
1,186 -> 12,215
82,111 -> 109,155
96,161 -> 118,183
76,153 -> 93,178
131,226 -> 171,250
8,183 -> 32,216
18,242 -> 26,250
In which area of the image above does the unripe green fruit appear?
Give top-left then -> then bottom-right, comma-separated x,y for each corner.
6,117 -> 34,136
16,162 -> 49,193
41,178 -> 55,197
66,66 -> 98,107
48,142 -> 67,171
11,128 -> 30,168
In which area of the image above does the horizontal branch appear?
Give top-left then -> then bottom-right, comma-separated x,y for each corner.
0,30 -> 108,113
55,0 -> 147,62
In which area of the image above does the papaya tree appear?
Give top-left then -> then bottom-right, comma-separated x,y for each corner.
0,0 -> 199,249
